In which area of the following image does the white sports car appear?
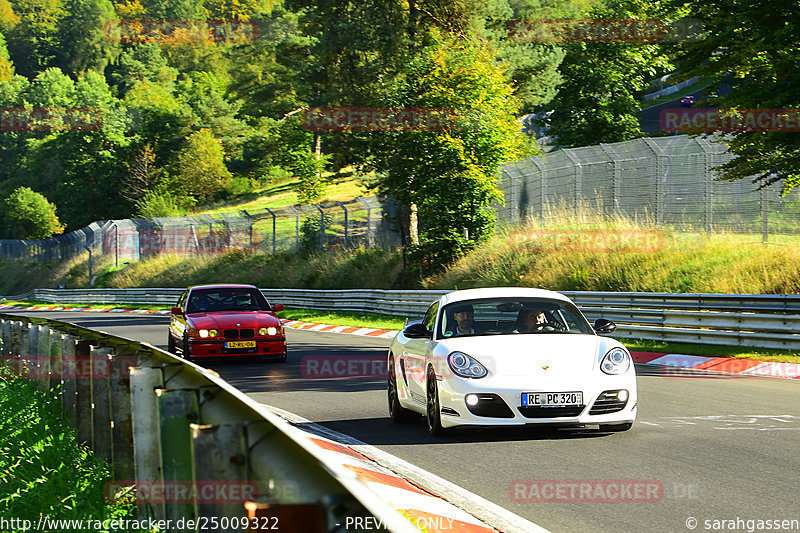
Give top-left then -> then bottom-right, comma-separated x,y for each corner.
387,287 -> 637,435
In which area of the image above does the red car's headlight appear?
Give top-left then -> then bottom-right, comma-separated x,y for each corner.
258,326 -> 282,336
187,328 -> 217,338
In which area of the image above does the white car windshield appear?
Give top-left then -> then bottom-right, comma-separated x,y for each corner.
437,298 -> 593,339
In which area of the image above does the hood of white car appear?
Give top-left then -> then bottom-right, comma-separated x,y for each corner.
438,334 -> 600,378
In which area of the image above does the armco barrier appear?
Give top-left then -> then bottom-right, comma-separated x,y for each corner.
0,313 -> 419,533
4,288 -> 800,350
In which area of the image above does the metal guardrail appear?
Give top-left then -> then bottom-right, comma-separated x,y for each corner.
0,313 -> 417,533
4,288 -> 800,350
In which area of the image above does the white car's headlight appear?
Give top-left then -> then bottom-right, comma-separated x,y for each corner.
601,347 -> 631,375
448,351 -> 488,379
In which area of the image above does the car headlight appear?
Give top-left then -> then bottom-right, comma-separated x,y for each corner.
198,329 -> 217,338
601,347 -> 631,375
448,351 -> 488,379
259,327 -> 279,336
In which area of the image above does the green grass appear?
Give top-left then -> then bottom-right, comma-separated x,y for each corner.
276,308 -> 406,331
0,370 -> 140,532
0,299 -> 170,311
195,170 -> 368,215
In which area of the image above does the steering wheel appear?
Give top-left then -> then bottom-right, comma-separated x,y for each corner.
537,321 -> 565,332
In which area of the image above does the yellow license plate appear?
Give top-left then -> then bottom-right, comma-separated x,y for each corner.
226,341 -> 256,349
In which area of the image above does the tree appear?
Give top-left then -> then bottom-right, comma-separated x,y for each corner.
670,0 -> 800,194
173,128 -> 233,202
0,30 -> 12,80
4,0 -> 66,78
1,186 -> 64,239
368,36 -> 531,273
56,0 -> 120,75
545,0 -> 673,147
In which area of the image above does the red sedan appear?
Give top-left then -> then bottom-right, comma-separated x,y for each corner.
168,284 -> 287,361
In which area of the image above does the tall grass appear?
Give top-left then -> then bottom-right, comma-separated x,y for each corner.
427,208 -> 800,294
0,370 -> 137,531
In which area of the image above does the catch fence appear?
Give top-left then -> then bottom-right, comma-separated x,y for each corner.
498,135 -> 800,236
0,196 -> 401,263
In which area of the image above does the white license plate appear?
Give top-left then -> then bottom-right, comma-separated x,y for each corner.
521,391 -> 583,407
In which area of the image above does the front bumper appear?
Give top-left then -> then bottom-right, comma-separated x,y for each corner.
187,338 -> 286,358
435,373 -> 637,429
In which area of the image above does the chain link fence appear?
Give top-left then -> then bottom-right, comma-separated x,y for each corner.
0,196 -> 401,263
498,135 -> 800,236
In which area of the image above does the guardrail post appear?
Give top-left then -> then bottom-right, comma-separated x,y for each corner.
61,335 -> 78,426
90,347 -> 113,463
36,325 -> 51,392
156,388 -> 199,530
110,353 -> 136,482
191,424 -> 250,530
48,330 -> 63,400
75,339 -> 93,445
0,319 -> 11,357
130,366 -> 166,521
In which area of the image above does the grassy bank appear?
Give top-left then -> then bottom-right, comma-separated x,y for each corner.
426,211 -> 800,294
0,370 -> 138,531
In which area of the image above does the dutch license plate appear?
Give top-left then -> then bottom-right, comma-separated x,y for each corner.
226,341 -> 256,349
521,391 -> 582,407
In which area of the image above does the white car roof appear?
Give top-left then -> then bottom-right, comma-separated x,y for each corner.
439,287 -> 573,306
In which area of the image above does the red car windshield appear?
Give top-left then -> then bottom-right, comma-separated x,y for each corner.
186,288 -> 271,313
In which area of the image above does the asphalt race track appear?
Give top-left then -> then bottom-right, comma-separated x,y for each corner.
6,310 -> 800,533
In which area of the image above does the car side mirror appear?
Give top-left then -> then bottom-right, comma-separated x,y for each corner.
171,307 -> 183,315
403,322 -> 432,339
272,303 -> 284,312
593,318 -> 616,334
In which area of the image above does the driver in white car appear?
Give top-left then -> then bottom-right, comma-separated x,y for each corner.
514,308 -> 549,333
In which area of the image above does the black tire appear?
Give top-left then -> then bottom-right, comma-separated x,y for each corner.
426,367 -> 446,436
167,334 -> 176,354
182,335 -> 194,362
599,422 -> 633,432
388,356 -> 417,423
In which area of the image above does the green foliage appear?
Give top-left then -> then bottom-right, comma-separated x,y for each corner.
56,0 -> 119,75
670,0 -> 800,195
0,371 -> 136,527
545,0 -> 673,147
110,43 -> 179,95
0,30 -> 12,80
368,35 -> 531,275
134,188 -> 186,217
298,213 -> 332,253
4,0 -> 66,77
1,186 -> 64,239
173,128 -> 233,202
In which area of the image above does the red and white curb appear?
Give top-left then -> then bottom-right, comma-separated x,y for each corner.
632,351 -> 800,380
0,304 -> 171,314
267,406 -> 548,533
280,319 -> 398,339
